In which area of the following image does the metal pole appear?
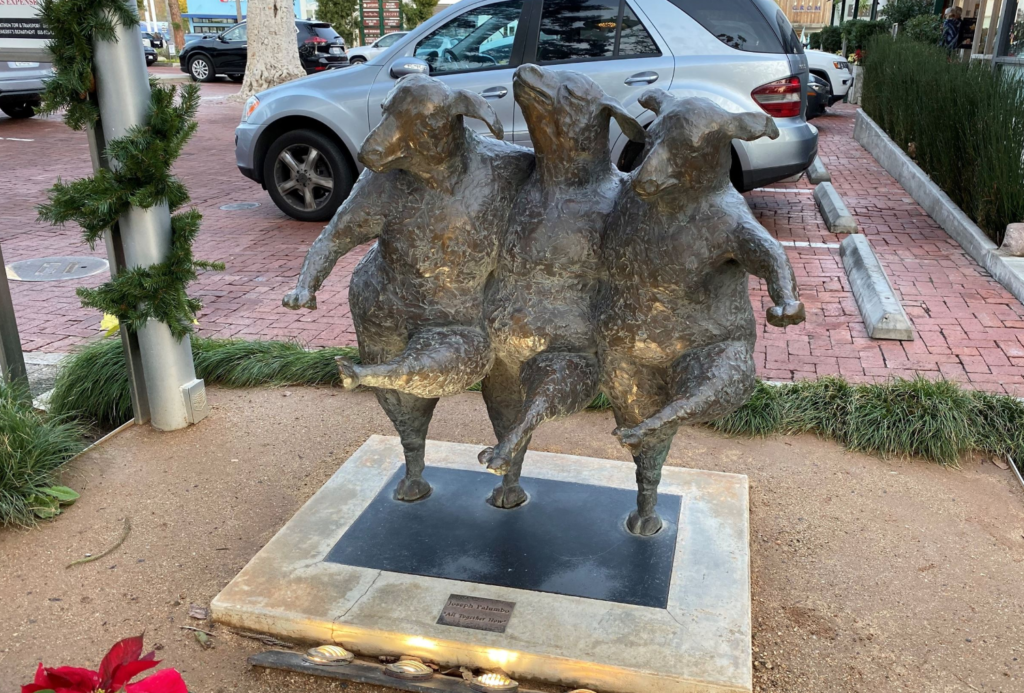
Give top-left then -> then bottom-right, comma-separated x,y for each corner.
92,7 -> 207,430
86,123 -> 151,425
0,243 -> 28,389
235,0 -> 243,23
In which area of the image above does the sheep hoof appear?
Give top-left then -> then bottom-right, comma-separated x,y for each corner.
336,356 -> 360,391
488,482 -> 527,509
394,475 -> 432,502
626,510 -> 663,536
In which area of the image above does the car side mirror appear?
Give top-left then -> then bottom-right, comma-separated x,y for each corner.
390,57 -> 429,78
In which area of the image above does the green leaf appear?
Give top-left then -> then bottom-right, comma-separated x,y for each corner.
41,485 -> 81,504
30,494 -> 61,519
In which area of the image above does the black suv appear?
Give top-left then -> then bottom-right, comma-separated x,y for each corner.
179,20 -> 348,82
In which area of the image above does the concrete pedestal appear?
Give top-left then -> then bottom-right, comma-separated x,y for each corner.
212,435 -> 752,693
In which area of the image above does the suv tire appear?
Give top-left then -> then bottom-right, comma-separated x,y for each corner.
189,55 -> 215,82
0,102 -> 36,119
263,129 -> 354,222
349,56 -> 366,64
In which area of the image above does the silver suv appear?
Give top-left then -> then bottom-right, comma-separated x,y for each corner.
0,60 -> 51,119
236,0 -> 817,221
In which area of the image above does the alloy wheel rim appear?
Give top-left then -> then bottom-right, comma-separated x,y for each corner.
192,59 -> 209,80
274,144 -> 335,212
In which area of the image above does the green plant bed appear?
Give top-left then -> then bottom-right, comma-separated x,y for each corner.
0,385 -> 85,526
50,338 -> 1024,476
861,36 -> 1024,245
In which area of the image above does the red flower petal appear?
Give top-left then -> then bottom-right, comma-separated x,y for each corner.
98,636 -> 145,689
20,663 -> 52,693
110,659 -> 160,689
124,670 -> 188,693
42,667 -> 100,691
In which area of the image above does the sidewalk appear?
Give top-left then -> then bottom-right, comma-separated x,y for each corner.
2,93 -> 1024,394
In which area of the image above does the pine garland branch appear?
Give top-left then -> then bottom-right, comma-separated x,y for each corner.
37,0 -> 221,340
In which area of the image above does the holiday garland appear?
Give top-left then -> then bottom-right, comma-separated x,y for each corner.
36,0 -> 223,339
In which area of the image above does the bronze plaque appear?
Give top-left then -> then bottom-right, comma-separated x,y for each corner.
436,594 -> 515,633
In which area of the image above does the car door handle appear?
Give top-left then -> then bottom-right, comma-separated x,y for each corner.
480,86 -> 508,99
624,71 -> 659,86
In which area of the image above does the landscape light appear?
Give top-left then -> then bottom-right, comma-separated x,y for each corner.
470,672 -> 519,692
302,644 -> 354,666
383,659 -> 434,681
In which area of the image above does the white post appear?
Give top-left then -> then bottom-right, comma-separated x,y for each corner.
92,8 -> 208,430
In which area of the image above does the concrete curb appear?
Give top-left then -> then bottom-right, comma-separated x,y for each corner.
806,155 -> 831,184
813,182 -> 858,234
840,234 -> 914,341
853,110 -> 1024,307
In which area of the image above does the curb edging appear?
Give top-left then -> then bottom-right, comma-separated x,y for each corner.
853,110 -> 1024,307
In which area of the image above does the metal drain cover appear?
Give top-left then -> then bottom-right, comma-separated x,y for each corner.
6,256 -> 109,282
220,202 -> 261,211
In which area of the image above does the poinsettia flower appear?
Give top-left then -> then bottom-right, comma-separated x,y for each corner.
22,636 -> 187,693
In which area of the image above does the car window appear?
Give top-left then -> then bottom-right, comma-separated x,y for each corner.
312,23 -> 343,42
538,0 -> 619,61
222,24 -> 247,42
775,10 -> 803,54
538,0 -> 660,62
414,0 -> 523,73
377,32 -> 404,48
618,3 -> 660,56
665,0 -> 783,53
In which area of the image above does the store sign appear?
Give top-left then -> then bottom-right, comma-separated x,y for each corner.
359,0 -> 401,45
0,0 -> 52,61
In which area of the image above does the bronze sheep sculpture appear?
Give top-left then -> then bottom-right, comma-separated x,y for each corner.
285,67 -> 804,534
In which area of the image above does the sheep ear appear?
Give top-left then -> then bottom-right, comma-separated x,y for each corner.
602,99 -> 646,143
729,111 -> 780,142
638,88 -> 672,116
449,89 -> 504,139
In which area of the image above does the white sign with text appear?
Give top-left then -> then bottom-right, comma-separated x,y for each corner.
0,0 -> 51,61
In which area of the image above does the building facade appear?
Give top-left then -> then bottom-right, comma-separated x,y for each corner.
182,0 -> 319,35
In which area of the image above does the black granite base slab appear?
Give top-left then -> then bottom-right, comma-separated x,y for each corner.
324,467 -> 680,609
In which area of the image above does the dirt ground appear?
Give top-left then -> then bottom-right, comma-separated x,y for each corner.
2,386 -> 1023,693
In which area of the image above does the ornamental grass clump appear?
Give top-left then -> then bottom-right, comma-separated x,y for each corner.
0,384 -> 84,527
862,35 -> 1024,245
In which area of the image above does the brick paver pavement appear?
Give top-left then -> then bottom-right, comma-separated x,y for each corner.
3,84 -> 1024,394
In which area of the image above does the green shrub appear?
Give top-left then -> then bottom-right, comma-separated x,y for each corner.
0,384 -> 85,526
862,35 -> 1024,244
842,18 -> 889,50
819,25 -> 843,53
901,14 -> 942,44
879,0 -> 934,27
808,31 -> 822,50
49,337 -> 360,430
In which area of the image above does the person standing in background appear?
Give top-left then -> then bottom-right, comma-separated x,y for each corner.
940,6 -> 963,51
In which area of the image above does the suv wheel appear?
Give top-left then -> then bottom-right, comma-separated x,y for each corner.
264,129 -> 354,222
189,55 -> 215,82
0,102 -> 36,119
349,56 -> 366,64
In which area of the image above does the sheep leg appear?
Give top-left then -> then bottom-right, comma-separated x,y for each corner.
480,351 -> 599,484
480,356 -> 530,509
602,353 -> 674,537
337,326 -> 493,399
375,388 -> 439,502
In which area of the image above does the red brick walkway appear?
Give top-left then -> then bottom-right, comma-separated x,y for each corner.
3,89 -> 1024,394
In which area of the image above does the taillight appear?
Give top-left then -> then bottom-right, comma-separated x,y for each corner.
751,76 -> 802,119
304,36 -> 328,44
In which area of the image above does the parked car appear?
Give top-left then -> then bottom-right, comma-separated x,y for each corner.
0,60 -> 50,119
806,49 -> 852,106
179,20 -> 348,83
143,31 -> 165,49
236,0 -> 818,221
346,31 -> 408,64
144,44 -> 158,66
805,74 -> 829,120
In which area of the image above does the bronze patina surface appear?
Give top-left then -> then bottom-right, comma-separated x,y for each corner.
285,69 -> 803,536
